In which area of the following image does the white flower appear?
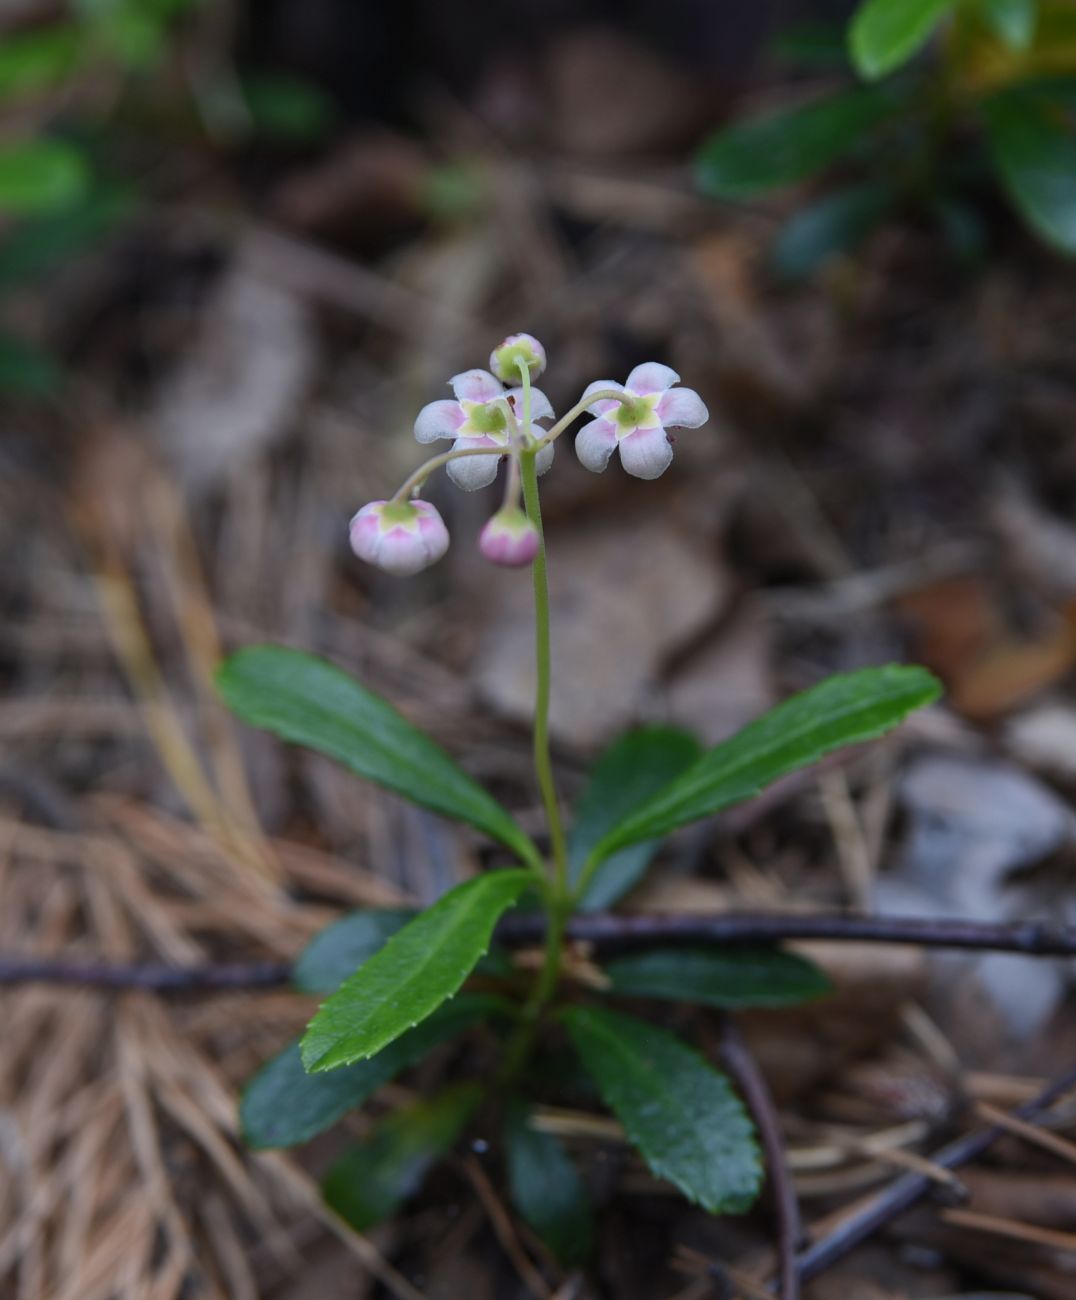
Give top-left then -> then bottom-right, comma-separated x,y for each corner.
348,499 -> 449,576
414,369 -> 555,491
574,363 -> 708,480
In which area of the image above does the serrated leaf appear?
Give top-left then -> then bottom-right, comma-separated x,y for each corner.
604,947 -> 832,1008
849,0 -> 956,80
217,646 -> 538,866
504,1104 -> 593,1265
564,1007 -> 762,1214
0,139 -> 89,215
323,1084 -> 481,1231
696,87 -> 896,198
985,88 -> 1076,253
241,995 -> 501,1149
772,181 -> 894,280
302,871 -> 530,1072
588,665 -> 940,866
569,726 -> 703,910
977,0 -> 1037,50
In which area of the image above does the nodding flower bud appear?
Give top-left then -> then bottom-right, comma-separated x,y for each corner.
349,499 -> 449,576
489,333 -> 546,383
479,507 -> 539,568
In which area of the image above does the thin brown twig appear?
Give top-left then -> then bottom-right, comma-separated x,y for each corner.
794,1063 -> 1076,1283
717,1017 -> 801,1300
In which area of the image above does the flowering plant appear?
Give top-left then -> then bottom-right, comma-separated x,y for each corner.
218,335 -> 939,1263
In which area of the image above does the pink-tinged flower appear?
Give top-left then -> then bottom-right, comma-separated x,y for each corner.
414,369 -> 555,491
489,333 -> 546,382
575,363 -> 708,480
479,507 -> 540,567
349,499 -> 449,576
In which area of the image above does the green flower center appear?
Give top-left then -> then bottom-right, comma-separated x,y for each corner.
614,392 -> 655,430
466,401 -> 508,435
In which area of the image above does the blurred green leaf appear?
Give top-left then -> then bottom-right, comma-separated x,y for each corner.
985,87 -> 1076,252
217,647 -> 538,865
772,20 -> 851,68
323,1084 -> 481,1231
240,71 -> 334,142
0,332 -> 63,395
504,1104 -> 593,1265
0,185 -> 136,289
0,139 -> 89,215
772,181 -> 894,278
564,1007 -> 762,1214
0,26 -> 81,100
604,947 -> 833,1008
301,871 -> 530,1072
696,88 -> 896,198
293,909 -> 416,994
849,0 -> 956,80
568,726 -> 703,910
240,995 -> 502,1149
586,666 -> 941,867
977,0 -> 1038,50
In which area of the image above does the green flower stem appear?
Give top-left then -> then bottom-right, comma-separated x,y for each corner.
391,444 -> 507,504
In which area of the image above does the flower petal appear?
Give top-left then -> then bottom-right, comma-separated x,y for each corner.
534,439 -> 555,476
656,386 -> 708,428
447,437 -> 503,491
626,362 -> 680,395
582,379 -> 626,416
618,425 -> 673,480
506,385 -> 555,422
414,399 -> 464,444
450,369 -> 503,403
574,417 -> 618,473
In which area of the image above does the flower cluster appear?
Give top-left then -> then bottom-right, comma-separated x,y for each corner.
349,334 -> 708,575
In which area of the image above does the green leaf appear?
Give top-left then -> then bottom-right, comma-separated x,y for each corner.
302,870 -> 530,1072
587,666 -> 940,866
772,182 -> 895,279
241,71 -> 335,142
977,0 -> 1037,50
323,1084 -> 481,1231
849,0 -> 956,79
0,26 -> 81,100
604,947 -> 832,1008
0,185 -> 136,289
569,726 -> 703,910
294,906 -> 511,994
0,333 -> 63,395
0,139 -> 90,216
293,909 -> 416,994
504,1105 -> 593,1265
217,646 -> 537,865
696,87 -> 896,198
984,88 -> 1076,253
772,20 -> 851,68
241,995 -> 501,1149
563,1007 -> 762,1214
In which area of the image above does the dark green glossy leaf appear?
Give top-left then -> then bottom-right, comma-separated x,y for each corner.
504,1104 -> 592,1265
772,182 -> 894,279
0,139 -> 89,215
588,666 -> 940,866
323,1084 -> 481,1231
293,909 -> 416,994
302,871 -> 530,1072
849,0 -> 956,79
241,995 -> 502,1149
217,646 -> 537,865
977,0 -> 1037,50
564,1007 -> 761,1214
985,88 -> 1076,253
604,947 -> 832,1008
696,87 -> 896,198
241,71 -> 335,142
569,726 -> 702,910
